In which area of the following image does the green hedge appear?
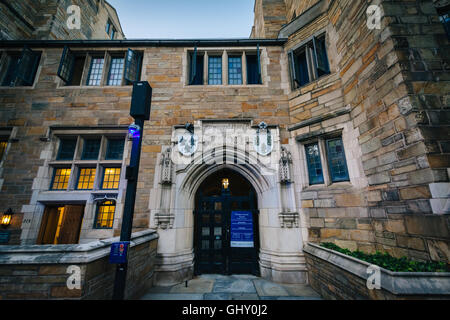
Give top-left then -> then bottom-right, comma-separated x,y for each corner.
320,242 -> 450,272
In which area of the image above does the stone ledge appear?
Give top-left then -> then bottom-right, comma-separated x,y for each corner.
290,106 -> 351,133
304,242 -> 450,296
278,0 -> 331,39
0,229 -> 159,265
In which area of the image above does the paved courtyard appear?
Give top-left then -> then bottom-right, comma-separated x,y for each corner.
141,274 -> 322,300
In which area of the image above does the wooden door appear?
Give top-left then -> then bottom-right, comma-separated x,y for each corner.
37,207 -> 59,244
57,205 -> 85,244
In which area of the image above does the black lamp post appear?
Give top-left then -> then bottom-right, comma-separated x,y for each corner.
112,81 -> 152,300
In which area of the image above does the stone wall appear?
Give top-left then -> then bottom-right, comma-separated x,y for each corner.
283,0 -> 450,263
0,0 -> 124,40
284,0 -> 322,22
0,230 -> 158,300
252,0 -> 287,38
304,243 -> 450,300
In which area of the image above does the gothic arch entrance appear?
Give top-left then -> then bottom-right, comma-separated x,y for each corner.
194,168 -> 260,276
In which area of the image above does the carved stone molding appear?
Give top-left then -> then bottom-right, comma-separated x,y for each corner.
279,211 -> 299,228
92,193 -> 118,202
161,147 -> 173,185
155,212 -> 175,230
279,146 -> 292,184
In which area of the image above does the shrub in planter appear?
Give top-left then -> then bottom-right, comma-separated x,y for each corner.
320,242 -> 450,273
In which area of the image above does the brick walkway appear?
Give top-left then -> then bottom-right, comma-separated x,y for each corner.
141,274 -> 322,300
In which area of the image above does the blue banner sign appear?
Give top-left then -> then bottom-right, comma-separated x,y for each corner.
230,211 -> 254,248
109,241 -> 130,264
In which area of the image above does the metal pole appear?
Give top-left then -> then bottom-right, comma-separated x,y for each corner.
112,117 -> 144,300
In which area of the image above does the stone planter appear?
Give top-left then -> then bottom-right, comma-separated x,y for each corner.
303,242 -> 450,300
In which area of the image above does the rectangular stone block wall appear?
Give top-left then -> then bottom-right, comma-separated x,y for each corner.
286,0 -> 449,263
0,231 -> 158,300
0,0 -> 39,40
0,0 -> 124,40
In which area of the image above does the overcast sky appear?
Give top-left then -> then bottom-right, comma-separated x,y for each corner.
107,0 -> 255,39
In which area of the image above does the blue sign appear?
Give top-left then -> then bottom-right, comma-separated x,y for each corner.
230,211 -> 254,248
109,242 -> 130,264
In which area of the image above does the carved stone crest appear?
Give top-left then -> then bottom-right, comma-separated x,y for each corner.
177,123 -> 198,156
254,122 -> 273,156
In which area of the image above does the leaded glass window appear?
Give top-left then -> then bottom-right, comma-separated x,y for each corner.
51,168 -> 71,190
81,138 -> 101,160
326,138 -> 350,182
208,56 -> 222,85
94,201 -> 115,229
102,167 -> 121,189
86,57 -> 104,86
228,56 -> 242,85
305,143 -> 324,185
77,168 -> 96,190
57,139 -> 77,160
107,56 -> 124,86
105,139 -> 125,160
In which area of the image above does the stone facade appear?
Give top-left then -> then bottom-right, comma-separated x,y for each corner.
0,0 -> 124,40
0,0 -> 449,291
273,0 -> 449,264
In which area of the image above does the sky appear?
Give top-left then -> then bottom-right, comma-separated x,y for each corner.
107,0 -> 255,39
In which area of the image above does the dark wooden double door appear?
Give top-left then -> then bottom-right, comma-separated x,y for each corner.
37,205 -> 84,245
194,191 -> 259,276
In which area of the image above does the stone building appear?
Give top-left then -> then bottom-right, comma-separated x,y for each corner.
0,0 -> 449,289
0,0 -> 124,40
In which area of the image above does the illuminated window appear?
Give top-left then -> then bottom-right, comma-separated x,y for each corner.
0,140 -> 7,160
94,201 -> 115,229
51,168 -> 71,190
102,168 -> 121,189
77,168 -> 96,190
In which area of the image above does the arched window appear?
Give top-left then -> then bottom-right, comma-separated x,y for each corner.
94,200 -> 116,229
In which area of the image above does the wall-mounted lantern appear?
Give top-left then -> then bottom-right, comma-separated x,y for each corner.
1,208 -> 13,227
222,178 -> 229,190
